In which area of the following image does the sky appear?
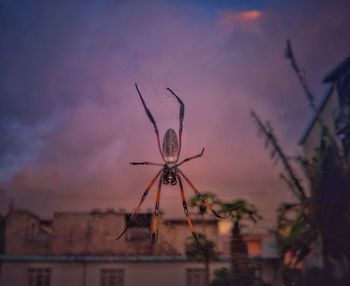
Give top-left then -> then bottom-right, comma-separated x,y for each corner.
1,0 -> 350,230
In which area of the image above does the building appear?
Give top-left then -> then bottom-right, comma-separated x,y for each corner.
299,56 -> 350,158
298,56 -> 350,276
0,208 -> 277,286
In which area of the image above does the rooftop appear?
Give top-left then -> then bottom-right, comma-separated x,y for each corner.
323,56 -> 350,83
299,55 -> 350,145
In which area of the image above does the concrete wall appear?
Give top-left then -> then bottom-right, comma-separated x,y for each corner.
160,219 -> 220,254
51,211 -> 125,255
2,210 -> 275,285
0,260 -> 229,286
5,210 -> 52,255
5,210 -> 220,256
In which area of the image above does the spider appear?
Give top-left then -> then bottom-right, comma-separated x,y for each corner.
116,83 -> 222,243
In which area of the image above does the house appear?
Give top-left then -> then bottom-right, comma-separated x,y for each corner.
298,56 -> 350,274
0,208 -> 225,286
299,56 -> 350,159
0,208 -> 277,286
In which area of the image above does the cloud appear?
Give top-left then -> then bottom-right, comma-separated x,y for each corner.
219,9 -> 262,26
216,10 -> 264,39
0,0 -> 349,227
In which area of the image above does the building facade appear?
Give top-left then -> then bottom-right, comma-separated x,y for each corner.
298,56 -> 350,276
299,56 -> 350,158
0,208 -> 277,286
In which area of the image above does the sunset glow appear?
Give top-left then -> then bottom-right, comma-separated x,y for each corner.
0,0 -> 349,231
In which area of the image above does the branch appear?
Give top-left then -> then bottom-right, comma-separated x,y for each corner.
285,39 -> 325,129
251,110 -> 307,202
285,40 -> 316,111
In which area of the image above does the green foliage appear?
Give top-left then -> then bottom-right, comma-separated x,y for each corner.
220,199 -> 262,226
253,39 -> 350,284
253,109 -> 350,282
185,233 -> 218,262
276,203 -> 317,266
219,198 -> 261,285
188,192 -> 262,285
189,192 -> 221,215
185,233 -> 218,286
211,268 -> 234,286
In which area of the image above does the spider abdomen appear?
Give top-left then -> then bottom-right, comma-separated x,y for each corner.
162,128 -> 179,164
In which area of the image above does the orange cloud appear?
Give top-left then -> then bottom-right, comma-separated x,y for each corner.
218,9 -> 263,28
238,10 -> 262,21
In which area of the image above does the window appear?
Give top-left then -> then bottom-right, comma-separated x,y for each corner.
187,268 -> 207,286
100,268 -> 124,286
28,267 -> 51,286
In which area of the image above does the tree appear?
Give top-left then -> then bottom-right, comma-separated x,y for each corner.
306,130 -> 350,283
185,233 -> 218,286
284,40 -> 350,283
256,116 -> 350,285
189,192 -> 221,234
252,110 -> 319,285
220,199 -> 262,285
211,267 -> 234,286
187,192 -> 222,285
251,40 -> 350,285
251,106 -> 313,270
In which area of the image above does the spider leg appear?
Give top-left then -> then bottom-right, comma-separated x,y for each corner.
167,88 -> 184,157
178,169 -> 226,219
151,176 -> 163,243
130,162 -> 164,166
135,83 -> 163,157
177,175 -> 200,243
116,169 -> 162,240
176,148 -> 205,167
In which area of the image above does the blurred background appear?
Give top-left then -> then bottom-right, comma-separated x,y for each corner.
0,0 -> 349,285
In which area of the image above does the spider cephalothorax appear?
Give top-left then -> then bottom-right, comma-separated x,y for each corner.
162,164 -> 178,185
116,83 -> 222,243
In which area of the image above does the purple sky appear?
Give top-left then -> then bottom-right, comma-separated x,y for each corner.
1,0 -> 349,229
